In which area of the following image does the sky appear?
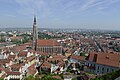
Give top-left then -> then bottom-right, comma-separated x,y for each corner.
0,0 -> 120,30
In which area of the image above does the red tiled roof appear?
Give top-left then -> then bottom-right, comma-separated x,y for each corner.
0,59 -> 10,64
71,54 -> 85,61
41,61 -> 51,68
47,54 -> 66,62
13,45 -> 26,52
52,76 -> 62,79
6,71 -> 21,75
88,52 -> 120,68
47,58 -> 61,62
3,68 -> 10,73
52,54 -> 66,59
10,63 -> 24,69
28,63 -> 37,75
0,66 -> 4,70
26,56 -> 35,62
88,53 -> 96,62
18,51 -> 27,57
8,55 -> 16,60
37,39 -> 60,46
96,53 -> 120,68
57,60 -> 65,67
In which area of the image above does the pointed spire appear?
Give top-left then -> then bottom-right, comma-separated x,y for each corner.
32,15 -> 38,51
34,15 -> 37,24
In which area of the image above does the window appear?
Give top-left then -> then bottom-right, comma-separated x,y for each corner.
102,67 -> 104,71
107,68 -> 109,72
98,66 -> 99,70
112,69 -> 114,71
102,67 -> 104,73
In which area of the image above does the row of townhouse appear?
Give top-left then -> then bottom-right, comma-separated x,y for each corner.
40,53 -> 67,74
0,47 -> 38,80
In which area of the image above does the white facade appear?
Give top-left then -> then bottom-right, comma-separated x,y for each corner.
85,61 -> 119,75
4,74 -> 23,80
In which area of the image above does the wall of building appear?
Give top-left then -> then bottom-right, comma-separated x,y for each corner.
38,46 -> 62,53
5,74 -> 22,80
85,61 -> 119,75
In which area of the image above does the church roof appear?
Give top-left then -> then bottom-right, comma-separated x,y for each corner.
37,39 -> 61,46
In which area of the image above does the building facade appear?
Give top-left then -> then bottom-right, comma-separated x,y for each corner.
85,52 -> 120,75
37,39 -> 62,54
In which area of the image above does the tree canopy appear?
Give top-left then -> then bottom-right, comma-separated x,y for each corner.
91,69 -> 120,80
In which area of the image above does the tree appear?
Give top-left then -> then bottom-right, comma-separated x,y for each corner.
80,52 -> 86,56
91,69 -> 120,80
72,78 -> 77,80
0,38 -> 5,42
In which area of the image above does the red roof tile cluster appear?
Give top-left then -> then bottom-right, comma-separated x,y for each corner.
57,60 -> 65,67
8,55 -> 16,60
0,59 -> 10,64
6,71 -> 21,75
41,61 -> 51,69
28,63 -> 37,75
10,63 -> 24,70
47,54 -> 66,62
13,45 -> 26,52
0,66 -> 4,70
88,52 -> 120,68
18,51 -> 27,57
52,76 -> 62,79
52,54 -> 66,59
71,54 -> 85,61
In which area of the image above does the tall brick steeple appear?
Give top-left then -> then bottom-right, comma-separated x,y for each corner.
32,16 -> 38,51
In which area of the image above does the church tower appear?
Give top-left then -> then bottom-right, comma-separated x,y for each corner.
32,16 -> 38,51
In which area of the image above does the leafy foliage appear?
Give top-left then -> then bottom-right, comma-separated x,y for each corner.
0,38 -> 5,42
38,32 -> 61,39
12,34 -> 31,45
72,78 -> 77,80
91,69 -> 120,80
24,74 -> 63,80
80,52 -> 86,56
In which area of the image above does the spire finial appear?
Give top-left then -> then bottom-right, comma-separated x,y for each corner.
34,15 -> 37,23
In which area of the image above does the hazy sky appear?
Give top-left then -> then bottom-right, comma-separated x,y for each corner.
0,0 -> 120,30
